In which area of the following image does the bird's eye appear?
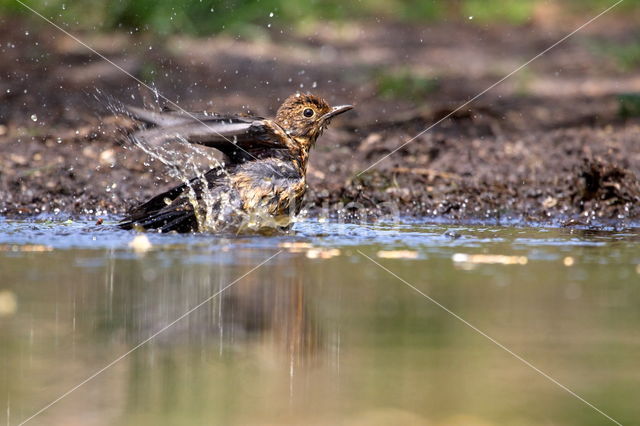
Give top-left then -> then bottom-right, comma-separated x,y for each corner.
303,108 -> 314,118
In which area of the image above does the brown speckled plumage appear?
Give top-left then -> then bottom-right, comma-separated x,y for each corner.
118,93 -> 352,233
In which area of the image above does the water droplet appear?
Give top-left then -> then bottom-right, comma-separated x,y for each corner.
269,12 -> 274,17
468,16 -> 474,20
30,114 -> 37,122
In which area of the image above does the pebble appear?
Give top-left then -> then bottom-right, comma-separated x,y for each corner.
306,248 -> 341,259
0,290 -> 17,317
129,235 -> 152,253
377,250 -> 418,259
452,253 -> 528,265
443,230 -> 461,239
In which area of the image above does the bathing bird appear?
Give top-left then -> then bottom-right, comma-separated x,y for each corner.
118,93 -> 352,233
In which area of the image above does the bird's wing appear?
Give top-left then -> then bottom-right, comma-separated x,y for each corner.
130,119 -> 290,159
120,167 -> 226,226
124,105 -> 262,127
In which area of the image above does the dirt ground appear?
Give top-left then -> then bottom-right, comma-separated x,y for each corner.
1,14 -> 640,227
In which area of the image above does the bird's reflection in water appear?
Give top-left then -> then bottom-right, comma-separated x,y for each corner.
115,251 -> 321,367
222,258 -> 321,365
87,251 -> 329,423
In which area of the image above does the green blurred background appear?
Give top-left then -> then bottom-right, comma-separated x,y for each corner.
1,0 -> 638,36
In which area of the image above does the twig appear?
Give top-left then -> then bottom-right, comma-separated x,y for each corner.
391,166 -> 461,180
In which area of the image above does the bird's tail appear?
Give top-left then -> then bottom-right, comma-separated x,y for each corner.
119,204 -> 198,233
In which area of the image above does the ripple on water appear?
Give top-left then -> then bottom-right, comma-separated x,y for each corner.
0,216 -> 637,264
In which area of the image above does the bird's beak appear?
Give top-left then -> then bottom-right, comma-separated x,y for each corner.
321,105 -> 353,122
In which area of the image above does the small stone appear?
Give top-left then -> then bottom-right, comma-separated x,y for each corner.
279,242 -> 313,252
452,253 -> 527,265
99,149 -> 115,165
0,290 -> 17,317
129,235 -> 152,253
443,230 -> 461,239
542,196 -> 558,209
9,153 -> 28,166
377,250 -> 418,259
306,248 -> 341,259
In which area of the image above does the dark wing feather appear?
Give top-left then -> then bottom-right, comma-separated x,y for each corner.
130,120 -> 290,161
124,105 -> 262,127
124,105 -> 290,162
123,180 -> 190,223
119,167 -> 226,231
119,201 -> 198,233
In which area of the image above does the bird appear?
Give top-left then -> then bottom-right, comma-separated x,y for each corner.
118,93 -> 353,233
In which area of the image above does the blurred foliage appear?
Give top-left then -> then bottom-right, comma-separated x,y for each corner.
589,36 -> 640,71
376,68 -> 439,101
603,40 -> 640,71
618,93 -> 640,118
463,0 -> 537,24
514,68 -> 535,96
0,0 -> 639,36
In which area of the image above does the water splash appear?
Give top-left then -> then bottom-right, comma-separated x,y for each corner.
98,91 -> 297,233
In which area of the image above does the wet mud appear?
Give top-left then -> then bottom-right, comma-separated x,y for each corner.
1,16 -> 639,227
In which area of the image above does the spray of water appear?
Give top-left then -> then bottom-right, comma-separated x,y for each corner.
97,90 -> 295,234
97,91 -> 234,231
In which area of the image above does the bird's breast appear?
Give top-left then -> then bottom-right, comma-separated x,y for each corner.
231,159 -> 307,220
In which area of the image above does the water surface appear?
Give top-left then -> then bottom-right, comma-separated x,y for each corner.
1,217 -> 639,425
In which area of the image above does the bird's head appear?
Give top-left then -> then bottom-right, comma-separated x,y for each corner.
275,93 -> 352,145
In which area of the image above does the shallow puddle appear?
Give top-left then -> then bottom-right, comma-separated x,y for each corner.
0,217 -> 639,425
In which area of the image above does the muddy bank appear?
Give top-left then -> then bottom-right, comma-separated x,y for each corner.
1,17 -> 640,227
